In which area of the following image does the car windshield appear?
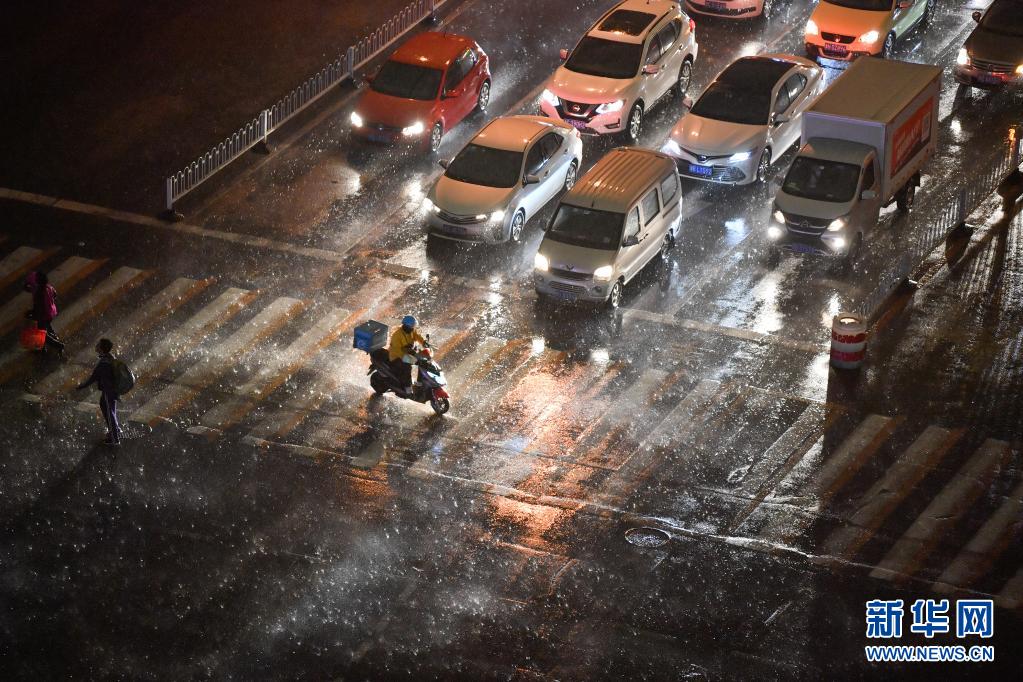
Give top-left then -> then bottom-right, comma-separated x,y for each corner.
564,36 -> 642,80
822,0 -> 892,10
444,144 -> 523,188
371,60 -> 443,101
546,205 -> 624,250
980,2 -> 1023,36
690,82 -> 771,125
782,157 -> 861,203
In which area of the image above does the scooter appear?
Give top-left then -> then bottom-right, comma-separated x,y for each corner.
367,341 -> 450,415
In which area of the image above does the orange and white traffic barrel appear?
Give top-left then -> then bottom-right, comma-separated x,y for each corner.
831,313 -> 867,369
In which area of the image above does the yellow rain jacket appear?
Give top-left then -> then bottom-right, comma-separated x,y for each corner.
388,326 -> 427,362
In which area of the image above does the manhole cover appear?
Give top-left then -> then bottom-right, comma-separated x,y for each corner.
625,527 -> 670,548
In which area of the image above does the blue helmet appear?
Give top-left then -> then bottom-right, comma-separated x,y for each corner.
401,315 -> 418,330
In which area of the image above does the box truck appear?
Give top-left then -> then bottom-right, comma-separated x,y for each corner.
768,57 -> 941,262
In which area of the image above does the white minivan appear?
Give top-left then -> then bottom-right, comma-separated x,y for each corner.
534,147 -> 682,308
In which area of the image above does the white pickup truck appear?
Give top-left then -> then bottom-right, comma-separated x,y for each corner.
768,57 -> 941,262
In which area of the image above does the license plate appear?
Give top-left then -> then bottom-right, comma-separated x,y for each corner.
824,42 -> 848,56
688,163 -> 713,177
367,133 -> 389,143
707,0 -> 726,9
790,243 -> 816,254
553,290 -> 577,301
565,117 -> 587,130
976,73 -> 1001,85
442,224 -> 468,235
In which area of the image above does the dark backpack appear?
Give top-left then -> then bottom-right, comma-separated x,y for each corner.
112,359 -> 135,395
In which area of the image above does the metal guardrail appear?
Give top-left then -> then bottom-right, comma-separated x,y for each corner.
164,0 -> 444,215
857,131 -> 1022,322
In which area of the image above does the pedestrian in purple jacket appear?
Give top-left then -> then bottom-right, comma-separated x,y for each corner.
26,271 -> 66,358
77,338 -> 120,445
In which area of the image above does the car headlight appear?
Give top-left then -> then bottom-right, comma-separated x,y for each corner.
592,265 -> 614,281
1016,63 -> 1023,75
729,150 -> 753,163
858,30 -> 879,45
662,139 -> 682,156
402,121 -> 425,136
773,209 -> 785,224
596,99 -> 625,114
541,89 -> 560,107
956,48 -> 969,66
534,253 -> 549,272
806,19 -> 819,36
423,197 -> 435,212
350,111 -> 364,128
488,209 -> 505,223
767,225 -> 783,240
827,218 -> 845,232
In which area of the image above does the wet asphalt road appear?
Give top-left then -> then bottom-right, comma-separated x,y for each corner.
1,0 -> 1022,678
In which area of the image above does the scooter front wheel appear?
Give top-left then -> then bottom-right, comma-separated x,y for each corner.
430,397 -> 450,415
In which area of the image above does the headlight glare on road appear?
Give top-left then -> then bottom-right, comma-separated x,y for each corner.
596,99 -> 625,114
592,265 -> 614,281
806,19 -> 819,36
350,111 -> 364,128
541,89 -> 560,107
827,218 -> 845,232
772,209 -> 785,224
767,226 -> 783,240
729,150 -> 752,163
956,48 -> 969,66
534,253 -> 549,272
402,121 -> 425,136
830,237 -> 846,251
858,30 -> 879,45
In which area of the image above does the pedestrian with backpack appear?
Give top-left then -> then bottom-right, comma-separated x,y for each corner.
25,271 -> 65,358
77,338 -> 134,446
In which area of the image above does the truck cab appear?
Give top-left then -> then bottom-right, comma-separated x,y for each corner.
770,138 -> 883,260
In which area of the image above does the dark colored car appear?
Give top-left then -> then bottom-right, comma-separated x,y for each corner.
954,0 -> 1023,90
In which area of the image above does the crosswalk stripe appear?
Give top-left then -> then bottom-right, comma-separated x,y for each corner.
127,287 -> 256,390
823,426 -> 962,560
130,297 -> 305,426
0,266 -> 150,381
933,477 -> 1023,592
598,379 -> 722,507
197,306 -> 352,431
441,336 -> 506,394
996,568 -> 1023,610
870,439 -> 1011,583
569,368 -> 668,465
32,277 -> 212,397
0,256 -> 103,334
0,246 -> 52,290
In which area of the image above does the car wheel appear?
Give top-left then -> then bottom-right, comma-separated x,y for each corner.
508,210 -> 526,243
476,80 -> 491,113
606,280 -> 623,310
428,123 -> 443,153
756,149 -> 771,184
659,234 -> 674,262
563,160 -> 578,192
676,59 -> 693,97
896,183 -> 915,212
624,104 -> 643,143
880,33 -> 895,59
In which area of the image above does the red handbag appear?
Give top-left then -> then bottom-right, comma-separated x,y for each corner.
20,325 -> 46,351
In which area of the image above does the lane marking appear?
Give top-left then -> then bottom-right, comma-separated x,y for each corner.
0,255 -> 104,334
870,439 -> 1011,583
934,477 -> 1023,593
131,297 -> 305,426
0,246 -> 53,290
569,368 -> 668,464
622,307 -> 821,353
31,277 -> 212,397
823,426 -> 962,560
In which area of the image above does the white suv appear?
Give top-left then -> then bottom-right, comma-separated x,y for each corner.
540,0 -> 699,142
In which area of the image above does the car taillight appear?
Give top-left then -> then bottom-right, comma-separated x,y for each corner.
689,18 -> 696,32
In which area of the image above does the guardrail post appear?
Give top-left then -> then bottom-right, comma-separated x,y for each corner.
997,129 -> 1023,217
952,186 -> 971,234
161,177 -> 184,222
253,109 -> 273,154
345,46 -> 356,82
426,0 -> 439,24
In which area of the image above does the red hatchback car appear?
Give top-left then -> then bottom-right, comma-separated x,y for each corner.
350,32 -> 491,153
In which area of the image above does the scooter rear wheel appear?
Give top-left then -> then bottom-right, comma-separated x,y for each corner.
370,373 -> 388,395
430,397 -> 450,415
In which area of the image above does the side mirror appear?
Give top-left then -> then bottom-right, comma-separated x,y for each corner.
623,235 -> 640,247
642,64 -> 660,75
559,48 -> 569,61
682,95 -> 693,110
523,174 -> 540,186
861,189 -> 877,201
897,0 -> 910,9
972,10 -> 982,22
439,159 -> 449,169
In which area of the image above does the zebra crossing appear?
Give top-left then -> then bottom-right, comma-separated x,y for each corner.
1,239 -> 1020,610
